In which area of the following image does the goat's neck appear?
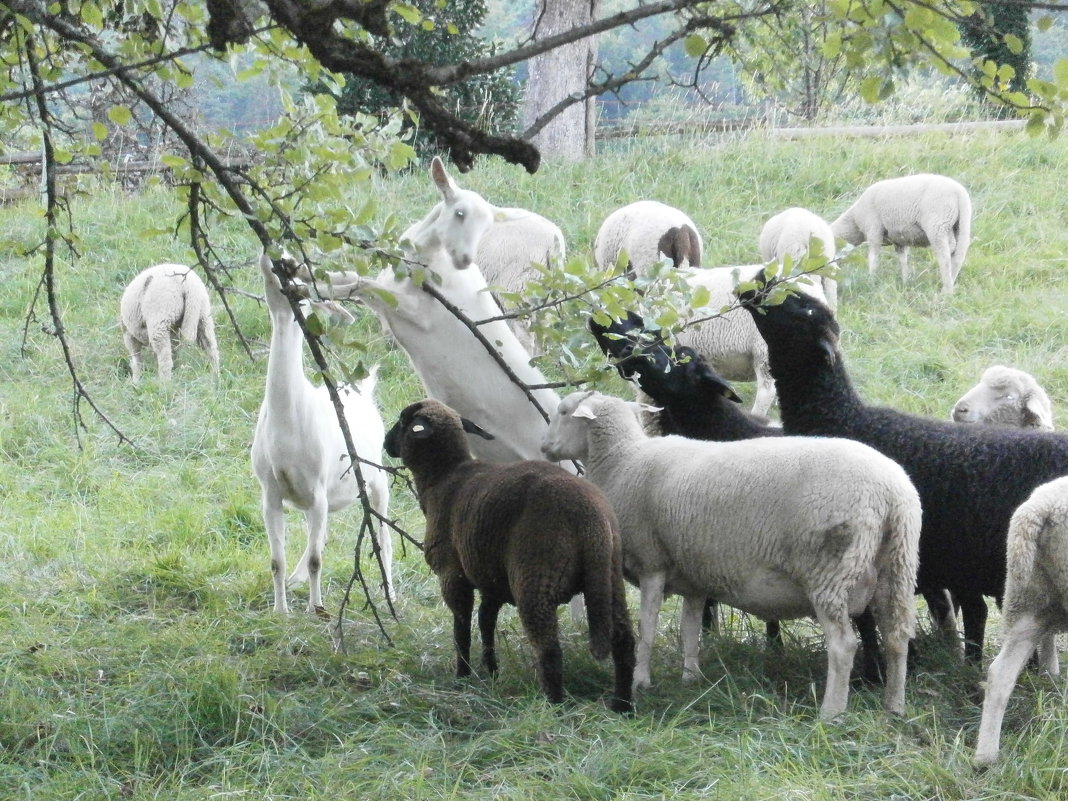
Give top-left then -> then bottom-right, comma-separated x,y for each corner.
264,302 -> 311,412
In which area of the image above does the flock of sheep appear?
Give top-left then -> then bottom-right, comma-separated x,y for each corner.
118,155 -> 1065,766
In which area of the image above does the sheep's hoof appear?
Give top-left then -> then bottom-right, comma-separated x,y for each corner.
610,697 -> 635,715
313,605 -> 331,620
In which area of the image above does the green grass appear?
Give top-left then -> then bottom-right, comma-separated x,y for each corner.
3,127 -> 1068,800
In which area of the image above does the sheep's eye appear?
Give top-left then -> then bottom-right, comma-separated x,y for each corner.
454,209 -> 465,220
411,424 -> 425,433
805,308 -> 814,317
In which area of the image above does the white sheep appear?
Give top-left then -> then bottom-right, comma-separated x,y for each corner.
974,476 -> 1068,765
593,200 -> 703,277
676,263 -> 828,417
951,365 -> 1054,431
252,252 -> 392,615
119,263 -> 220,382
831,173 -> 972,295
541,390 -> 921,720
304,156 -> 570,469
759,207 -> 839,312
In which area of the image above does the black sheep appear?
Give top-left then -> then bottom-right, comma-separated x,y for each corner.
740,277 -> 1068,663
385,398 -> 636,712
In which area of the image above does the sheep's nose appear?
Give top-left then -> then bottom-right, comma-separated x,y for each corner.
951,403 -> 970,422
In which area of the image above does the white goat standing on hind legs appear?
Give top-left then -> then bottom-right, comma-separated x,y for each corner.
252,251 -> 392,615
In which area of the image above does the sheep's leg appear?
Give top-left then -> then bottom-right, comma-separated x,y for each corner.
149,324 -> 174,382
814,606 -> 859,721
478,598 -> 503,676
974,613 -> 1044,765
680,595 -> 704,682
923,588 -> 962,656
894,245 -> 911,283
633,572 -> 667,690
853,608 -> 885,685
958,592 -> 989,665
292,497 -> 329,614
930,236 -> 956,294
868,604 -> 909,715
441,575 -> 475,677
866,242 -> 881,275
261,489 -> 289,614
701,599 -> 718,633
123,332 -> 144,383
1036,631 -> 1060,677
750,363 -> 777,418
609,583 -> 636,714
516,597 -> 564,704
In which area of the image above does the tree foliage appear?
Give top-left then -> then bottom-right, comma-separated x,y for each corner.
960,1 -> 1032,104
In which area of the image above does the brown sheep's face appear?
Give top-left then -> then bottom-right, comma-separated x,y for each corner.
384,399 -> 494,466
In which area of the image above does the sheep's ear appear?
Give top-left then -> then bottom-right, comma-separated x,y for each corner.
1023,391 -> 1055,430
818,336 -> 837,366
408,415 -> 434,439
689,361 -> 742,403
461,417 -> 495,440
572,401 -> 599,420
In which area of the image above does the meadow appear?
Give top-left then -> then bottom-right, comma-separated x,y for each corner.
2,126 -> 1068,800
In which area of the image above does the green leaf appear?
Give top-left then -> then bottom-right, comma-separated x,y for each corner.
160,154 -> 188,168
392,3 -> 422,24
1038,15 -> 1054,33
683,34 -> 707,58
91,121 -> 108,141
1003,34 -> 1023,56
108,105 -> 133,125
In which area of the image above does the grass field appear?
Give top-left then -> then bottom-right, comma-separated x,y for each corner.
3,126 -> 1068,800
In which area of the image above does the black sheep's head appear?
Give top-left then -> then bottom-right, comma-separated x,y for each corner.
736,267 -> 840,366
385,399 -> 494,467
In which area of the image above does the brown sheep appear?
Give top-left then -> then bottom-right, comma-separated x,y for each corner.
384,398 -> 635,713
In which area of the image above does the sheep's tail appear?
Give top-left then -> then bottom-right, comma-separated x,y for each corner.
952,186 -> 973,266
875,487 -> 922,640
1002,501 -> 1045,625
178,275 -> 208,344
581,515 -> 623,661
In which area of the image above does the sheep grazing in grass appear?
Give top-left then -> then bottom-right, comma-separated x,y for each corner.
301,156 -> 569,470
252,252 -> 392,615
385,398 -> 636,713
593,200 -> 703,277
738,276 -> 1068,664
831,173 -> 972,295
759,207 -> 839,312
120,263 -> 220,382
974,476 -> 1068,765
542,390 -> 921,719
674,263 -> 828,417
952,365 -> 1054,431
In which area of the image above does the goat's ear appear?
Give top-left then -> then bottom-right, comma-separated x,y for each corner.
407,415 -> 434,439
309,300 -> 355,326
431,156 -> 457,201
461,417 -> 495,440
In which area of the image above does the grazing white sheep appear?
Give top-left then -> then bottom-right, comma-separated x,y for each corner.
831,173 -> 972,294
252,252 -> 392,615
119,263 -> 220,382
759,207 -> 839,312
677,263 -> 828,417
593,200 -> 703,277
542,390 -> 921,720
951,365 -> 1054,431
303,156 -> 570,470
975,476 -> 1068,765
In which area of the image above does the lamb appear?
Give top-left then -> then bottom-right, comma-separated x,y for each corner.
302,156 -> 569,470
252,252 -> 392,614
541,390 -> 921,719
673,263 -> 828,417
759,207 -> 839,312
951,365 -> 1054,431
739,277 -> 1068,663
830,173 -> 972,295
974,476 -> 1068,765
593,200 -> 703,278
384,398 -> 636,713
119,262 -> 220,382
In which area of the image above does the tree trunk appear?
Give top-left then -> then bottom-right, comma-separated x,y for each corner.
522,0 -> 599,162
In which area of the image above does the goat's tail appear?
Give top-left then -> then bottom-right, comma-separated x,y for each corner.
581,515 -> 623,661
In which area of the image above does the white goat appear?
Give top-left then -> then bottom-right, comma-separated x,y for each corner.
951,365 -> 1054,431
542,390 -> 921,720
831,173 -> 972,294
975,476 -> 1068,765
119,263 -> 220,382
252,252 -> 392,615
759,207 -> 839,312
304,156 -> 570,469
